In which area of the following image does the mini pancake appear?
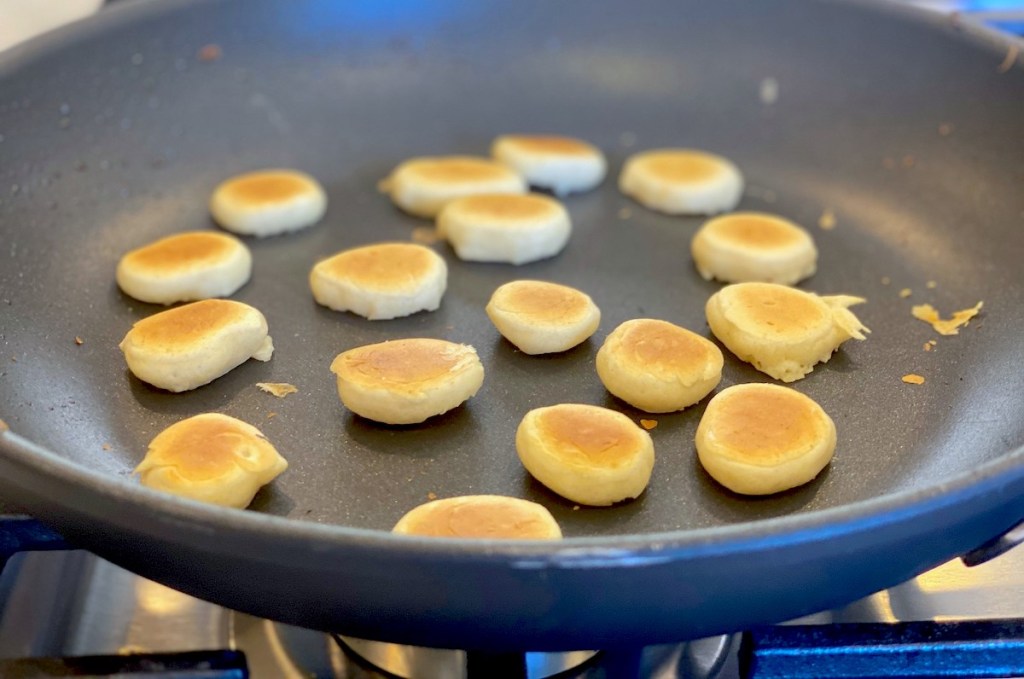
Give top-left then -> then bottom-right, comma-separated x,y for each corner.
619,149 -> 744,215
695,383 -> 836,495
380,156 -> 527,218
691,212 -> 817,284
705,282 -> 868,383
136,413 -> 288,508
116,231 -> 252,305
485,280 -> 600,354
491,134 -> 607,195
437,193 -> 571,264
310,242 -> 447,320
596,319 -> 723,413
209,169 -> 327,237
119,299 -> 274,392
392,495 -> 562,540
330,338 -> 484,425
516,403 -> 655,506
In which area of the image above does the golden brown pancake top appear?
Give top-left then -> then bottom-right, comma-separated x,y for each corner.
451,194 -> 556,222
502,135 -> 596,156
639,151 -> 722,184
396,497 -> 559,539
707,213 -> 806,249
318,243 -> 437,291
332,339 -> 474,388
128,300 -> 253,348
725,283 -> 828,336
143,414 -> 271,481
705,385 -> 825,465
616,319 -> 718,370
222,171 -> 312,205
409,157 -> 515,184
123,232 -> 238,273
491,281 -> 590,323
535,404 -> 644,468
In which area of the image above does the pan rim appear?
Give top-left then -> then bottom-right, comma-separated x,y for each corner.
1,0 -> 1022,561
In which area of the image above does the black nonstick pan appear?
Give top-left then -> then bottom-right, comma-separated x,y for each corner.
1,0 -> 1023,651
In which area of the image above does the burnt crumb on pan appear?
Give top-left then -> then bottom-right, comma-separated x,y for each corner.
572,505 -> 580,511
198,44 -> 223,62
902,155 -> 916,168
74,336 -> 84,345
411,226 -> 442,245
997,44 -> 1020,73
640,419 -> 658,430
923,340 -> 937,352
427,492 -> 438,500
912,302 -> 984,336
881,276 -> 891,285
256,382 -> 298,398
902,373 -> 925,385
926,280 -> 937,289
266,412 -> 277,420
899,288 -> 912,298
102,443 -> 112,451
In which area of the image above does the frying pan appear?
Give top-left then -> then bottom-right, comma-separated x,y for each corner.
1,0 -> 1023,652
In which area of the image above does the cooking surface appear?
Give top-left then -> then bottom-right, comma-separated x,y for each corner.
1,0 -> 1023,538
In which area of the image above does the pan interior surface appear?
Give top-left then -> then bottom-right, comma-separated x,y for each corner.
1,0 -> 1023,541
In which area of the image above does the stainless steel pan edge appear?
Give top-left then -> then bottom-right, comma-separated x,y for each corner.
2,425 -> 1023,649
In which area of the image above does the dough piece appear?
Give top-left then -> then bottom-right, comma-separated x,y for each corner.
705,282 -> 868,383
437,193 -> 571,264
695,383 -> 836,495
209,169 -> 327,237
491,134 -> 606,195
116,231 -> 252,305
691,212 -> 817,285
485,280 -> 600,354
380,156 -> 526,218
516,403 -> 655,506
119,299 -> 274,392
136,413 -> 288,508
619,149 -> 743,215
393,495 -> 562,540
330,338 -> 484,424
596,319 -> 723,413
310,243 -> 447,320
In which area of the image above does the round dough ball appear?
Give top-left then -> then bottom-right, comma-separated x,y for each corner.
330,338 -> 484,425
596,319 -> 723,413
210,169 -> 327,237
491,134 -> 606,195
436,193 -> 571,265
705,282 -> 869,383
380,156 -> 526,218
116,231 -> 252,305
619,149 -> 743,215
696,383 -> 836,495
393,495 -> 562,540
691,212 -> 817,285
486,280 -> 600,354
516,403 -> 654,506
136,413 -> 288,508
310,242 -> 447,320
119,299 -> 274,393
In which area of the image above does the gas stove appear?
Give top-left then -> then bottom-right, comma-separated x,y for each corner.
2,517 -> 1024,678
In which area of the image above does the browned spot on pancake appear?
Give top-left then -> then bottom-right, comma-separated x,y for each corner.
494,281 -> 589,323
709,214 -> 805,249
130,300 -> 251,347
145,415 -> 266,481
126,232 -> 236,272
401,498 -> 557,539
618,319 -> 715,369
224,172 -> 311,205
503,135 -> 594,156
708,386 -> 823,464
452,194 -> 555,221
333,339 -> 469,386
319,244 -> 436,291
731,284 -> 827,334
536,405 -> 643,467
641,151 -> 722,183
412,158 -> 513,183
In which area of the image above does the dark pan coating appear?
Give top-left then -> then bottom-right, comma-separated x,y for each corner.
0,0 -> 1023,649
